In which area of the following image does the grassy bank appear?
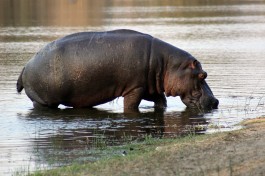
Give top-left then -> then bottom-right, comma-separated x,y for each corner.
32,117 -> 265,176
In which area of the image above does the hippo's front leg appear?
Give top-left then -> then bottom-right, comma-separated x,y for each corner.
123,87 -> 144,113
154,94 -> 167,109
144,93 -> 167,109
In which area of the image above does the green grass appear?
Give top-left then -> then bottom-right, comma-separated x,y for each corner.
30,132 -> 219,176
16,117 -> 265,176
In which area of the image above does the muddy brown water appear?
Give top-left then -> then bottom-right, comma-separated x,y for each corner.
1,0 -> 265,175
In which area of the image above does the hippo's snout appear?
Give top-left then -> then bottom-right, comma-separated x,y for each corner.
212,98 -> 219,109
198,81 -> 219,110
200,96 -> 219,110
180,79 -> 218,111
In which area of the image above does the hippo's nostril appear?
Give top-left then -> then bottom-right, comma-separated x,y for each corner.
212,99 -> 219,109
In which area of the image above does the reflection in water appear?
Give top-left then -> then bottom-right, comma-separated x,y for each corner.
0,0 -> 104,26
1,0 -> 265,175
2,0 -> 262,27
25,108 -> 207,146
22,108 -> 207,166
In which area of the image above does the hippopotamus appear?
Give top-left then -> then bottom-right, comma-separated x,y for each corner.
17,29 -> 218,112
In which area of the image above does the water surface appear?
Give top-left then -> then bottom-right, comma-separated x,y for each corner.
1,0 -> 265,175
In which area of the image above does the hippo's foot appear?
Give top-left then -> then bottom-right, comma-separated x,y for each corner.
33,101 -> 58,110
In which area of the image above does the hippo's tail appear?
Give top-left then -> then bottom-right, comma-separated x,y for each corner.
17,67 -> 25,93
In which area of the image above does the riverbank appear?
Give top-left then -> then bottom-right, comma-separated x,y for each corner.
32,117 -> 265,176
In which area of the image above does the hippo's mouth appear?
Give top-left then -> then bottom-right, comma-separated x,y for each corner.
181,94 -> 219,111
180,79 -> 219,111
181,97 -> 201,110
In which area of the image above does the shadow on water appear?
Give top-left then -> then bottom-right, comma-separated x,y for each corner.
19,107 -> 208,166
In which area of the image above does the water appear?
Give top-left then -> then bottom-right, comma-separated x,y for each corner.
1,0 -> 265,175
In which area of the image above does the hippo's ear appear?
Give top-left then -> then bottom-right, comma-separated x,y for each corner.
198,71 -> 207,80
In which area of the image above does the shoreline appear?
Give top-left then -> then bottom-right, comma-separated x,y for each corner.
32,117 -> 265,176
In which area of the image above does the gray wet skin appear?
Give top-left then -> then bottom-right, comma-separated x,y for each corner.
17,29 -> 218,112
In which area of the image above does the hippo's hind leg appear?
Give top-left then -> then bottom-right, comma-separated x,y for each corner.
33,101 -> 59,110
25,88 -> 59,109
123,87 -> 144,113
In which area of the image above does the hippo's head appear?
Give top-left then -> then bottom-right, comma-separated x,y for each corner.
164,57 -> 219,110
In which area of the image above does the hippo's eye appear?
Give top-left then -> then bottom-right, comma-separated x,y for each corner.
189,60 -> 198,69
193,60 -> 198,66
